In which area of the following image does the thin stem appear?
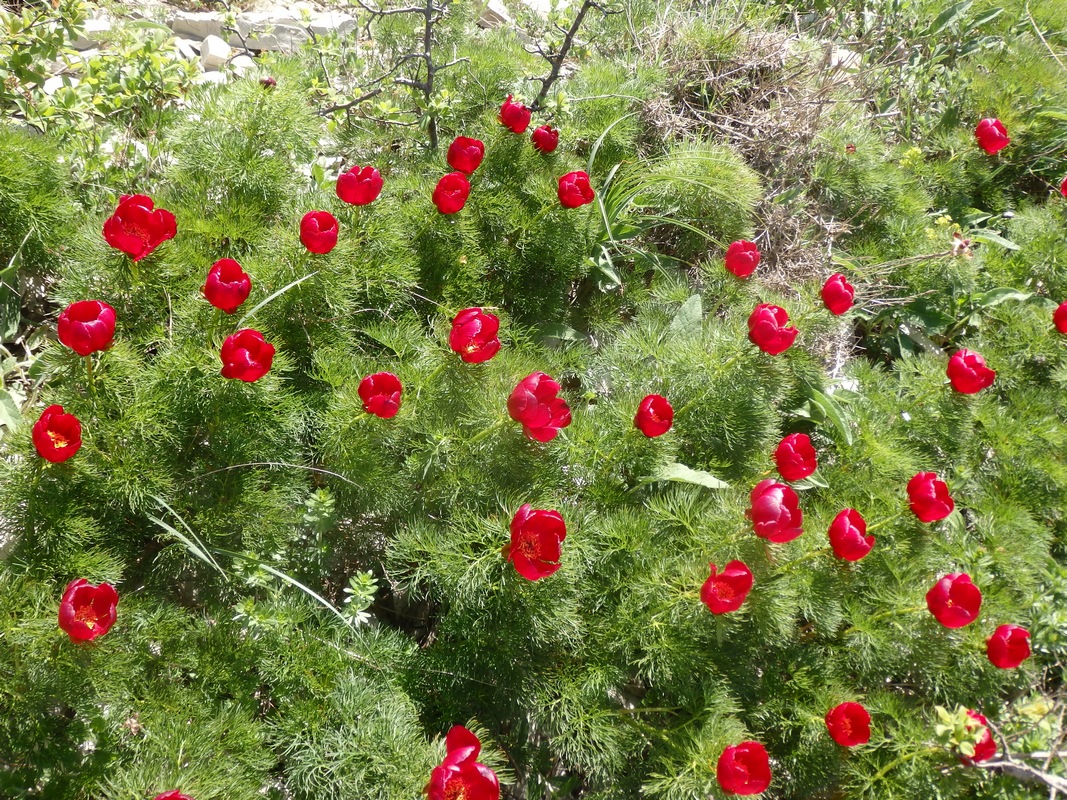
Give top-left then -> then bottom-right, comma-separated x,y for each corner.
778,547 -> 830,573
467,417 -> 508,446
845,604 -> 925,635
867,510 -> 906,532
84,355 -> 96,398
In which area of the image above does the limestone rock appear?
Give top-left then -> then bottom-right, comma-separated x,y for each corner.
72,18 -> 111,50
169,11 -> 225,40
200,34 -> 233,71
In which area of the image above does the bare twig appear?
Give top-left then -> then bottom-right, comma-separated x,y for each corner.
531,0 -> 615,112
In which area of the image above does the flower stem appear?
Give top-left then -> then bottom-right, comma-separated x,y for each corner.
467,416 -> 508,447
867,510 -> 906,532
845,604 -> 925,635
778,547 -> 830,573
84,355 -> 96,399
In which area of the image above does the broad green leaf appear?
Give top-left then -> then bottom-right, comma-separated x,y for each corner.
973,287 -> 1031,308
805,387 -> 855,446
668,295 -> 702,337
540,323 -> 589,344
970,229 -> 1020,251
649,462 -> 729,489
0,387 -> 19,432
925,0 -> 972,37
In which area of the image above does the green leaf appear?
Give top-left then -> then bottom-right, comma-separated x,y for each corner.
970,229 -> 1020,251
668,295 -> 702,338
925,0 -> 972,37
647,462 -> 729,489
540,323 -> 589,344
973,288 -> 1031,308
0,387 -> 20,432
804,387 -> 854,446
237,271 -> 319,326
958,741 -> 975,757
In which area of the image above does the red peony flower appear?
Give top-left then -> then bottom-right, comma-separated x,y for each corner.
1061,175 -> 1067,199
201,258 -> 251,314
926,572 -> 982,629
975,118 -> 1010,155
449,308 -> 501,363
825,702 -> 871,747
531,124 -> 559,153
907,472 -> 954,522
433,172 -> 472,215
634,394 -> 673,437
507,371 -> 572,442
58,578 -> 118,642
962,710 -> 997,764
773,432 -> 817,481
747,304 -> 798,355
152,792 -> 195,800
32,405 -> 82,463
1054,301 -> 1067,334
700,560 -> 753,614
828,509 -> 873,562
336,165 -> 384,206
947,349 -> 995,394
300,211 -> 339,254
446,137 -> 485,175
426,726 -> 500,800
716,741 -> 771,796
821,273 -> 855,315
359,371 -> 402,419
748,479 -> 803,543
504,503 -> 567,580
102,194 -> 176,261
57,300 -> 116,357
724,240 -> 760,278
986,624 -> 1031,669
558,171 -> 595,209
220,328 -> 275,382
499,94 -> 531,133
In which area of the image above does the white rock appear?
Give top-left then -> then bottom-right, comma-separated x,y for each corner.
230,10 -> 308,51
71,18 -> 111,50
200,34 -> 232,71
230,54 -> 256,76
478,0 -> 511,27
169,11 -> 225,40
174,37 -> 200,60
308,11 -> 357,37
829,47 -> 861,71
193,70 -> 229,86
43,75 -> 79,95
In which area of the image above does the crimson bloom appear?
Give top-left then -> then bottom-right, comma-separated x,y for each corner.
336,165 -> 384,206
446,137 -> 485,175
1054,301 -> 1067,334
947,349 -> 995,394
962,710 -> 997,763
449,308 -> 501,363
926,572 -> 982,629
201,258 -> 251,314
1061,175 -> 1067,199
300,211 -> 339,254
58,578 -> 118,642
152,793 -> 195,800
504,504 -> 567,580
433,172 -> 471,214
426,726 -> 500,800
507,371 -> 571,442
531,124 -> 559,153
773,432 -> 817,481
32,405 -> 82,463
975,118 -> 1010,155
220,328 -> 275,382
825,702 -> 871,747
701,560 -> 753,614
986,624 -> 1031,669
748,479 -> 803,543
359,371 -> 402,419
102,194 -> 176,261
724,240 -> 760,278
499,94 -> 531,133
558,171 -> 595,208
828,509 -> 873,562
821,273 -> 855,315
716,741 -> 771,796
58,300 -> 116,356
747,303 -> 798,355
907,472 -> 954,522
634,394 -> 673,437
